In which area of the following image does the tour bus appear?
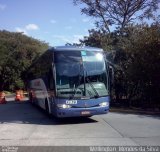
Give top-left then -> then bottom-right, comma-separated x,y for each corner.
27,46 -> 112,117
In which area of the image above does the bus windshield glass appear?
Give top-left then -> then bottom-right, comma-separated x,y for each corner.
54,50 -> 109,99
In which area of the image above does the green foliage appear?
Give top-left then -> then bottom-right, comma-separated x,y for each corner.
15,79 -> 24,90
80,29 -> 104,48
121,24 -> 160,107
0,30 -> 49,91
80,29 -> 119,51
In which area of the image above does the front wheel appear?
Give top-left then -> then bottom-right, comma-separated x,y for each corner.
29,92 -> 33,103
45,99 -> 49,114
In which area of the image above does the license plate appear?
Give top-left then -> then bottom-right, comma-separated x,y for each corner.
81,111 -> 90,115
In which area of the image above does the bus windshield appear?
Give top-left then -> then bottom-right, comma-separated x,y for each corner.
54,50 -> 109,99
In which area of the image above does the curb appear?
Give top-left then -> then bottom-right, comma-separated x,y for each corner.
110,108 -> 160,115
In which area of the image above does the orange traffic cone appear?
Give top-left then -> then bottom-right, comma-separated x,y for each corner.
15,90 -> 21,101
19,90 -> 24,100
0,92 -> 6,104
15,90 -> 24,101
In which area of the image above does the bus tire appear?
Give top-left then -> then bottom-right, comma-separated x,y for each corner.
45,99 -> 49,114
29,93 -> 33,103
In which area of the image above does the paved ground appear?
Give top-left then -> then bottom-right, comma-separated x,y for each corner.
0,100 -> 160,146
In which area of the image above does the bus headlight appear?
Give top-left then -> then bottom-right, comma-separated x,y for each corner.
57,104 -> 71,109
99,102 -> 109,107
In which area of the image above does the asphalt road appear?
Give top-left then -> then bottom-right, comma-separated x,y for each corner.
0,100 -> 160,146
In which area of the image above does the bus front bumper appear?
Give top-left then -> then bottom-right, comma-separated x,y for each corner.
54,106 -> 109,118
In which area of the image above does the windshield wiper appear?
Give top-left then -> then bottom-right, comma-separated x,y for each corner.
69,76 -> 83,99
85,71 -> 99,98
69,64 -> 84,99
70,68 -> 100,99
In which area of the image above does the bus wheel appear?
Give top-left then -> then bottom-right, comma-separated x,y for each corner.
45,99 -> 49,114
29,93 -> 33,103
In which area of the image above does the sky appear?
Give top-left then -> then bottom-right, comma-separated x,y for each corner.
0,0 -> 95,46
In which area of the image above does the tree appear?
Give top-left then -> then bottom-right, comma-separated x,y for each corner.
0,30 -> 49,91
73,0 -> 159,33
80,29 -> 120,51
120,23 -> 160,108
80,29 -> 104,47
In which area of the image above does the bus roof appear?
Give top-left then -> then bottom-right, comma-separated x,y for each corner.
49,46 -> 103,52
